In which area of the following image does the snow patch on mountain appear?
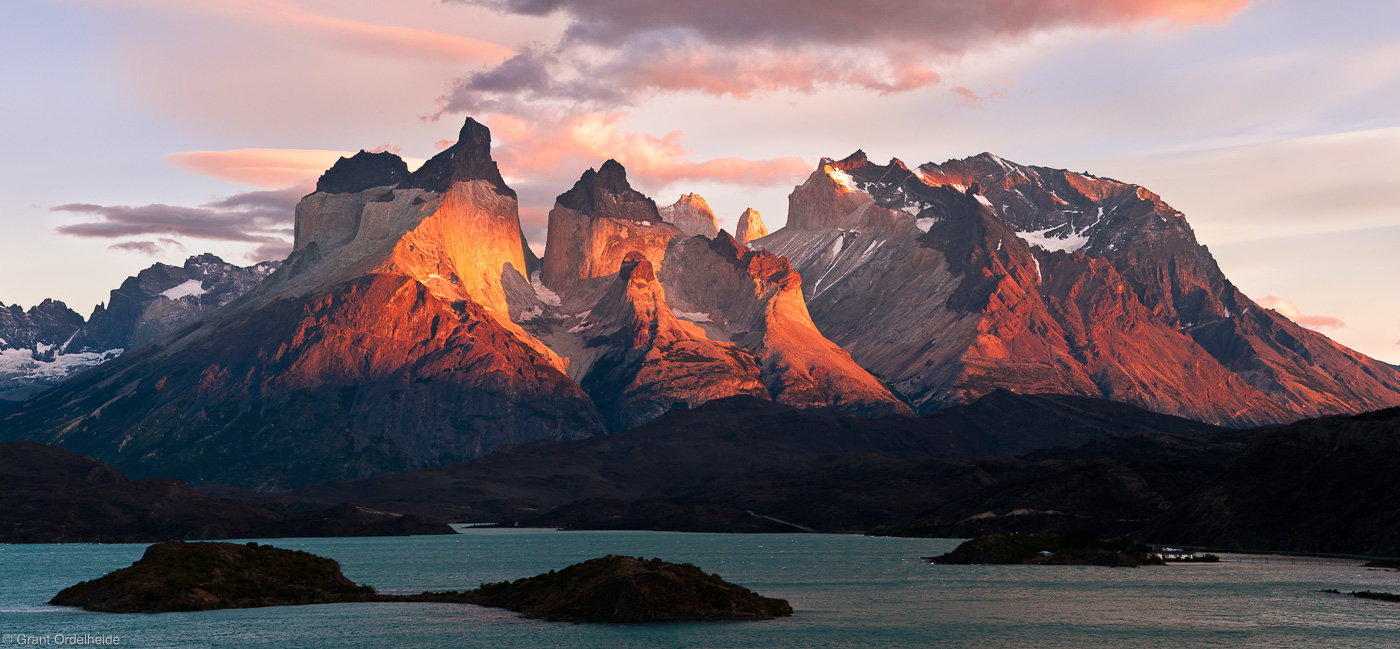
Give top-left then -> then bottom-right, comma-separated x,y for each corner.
826,165 -> 858,192
0,347 -> 122,383
671,309 -> 712,323
530,271 -> 562,307
161,280 -> 207,300
1016,226 -> 1090,253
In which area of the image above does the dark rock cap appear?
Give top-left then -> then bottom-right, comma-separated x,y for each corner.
618,251 -> 655,282
316,151 -> 410,195
397,117 -> 516,198
556,159 -> 660,220
834,149 -> 869,170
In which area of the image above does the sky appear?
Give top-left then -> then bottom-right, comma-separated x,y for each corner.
2,0 -> 1398,363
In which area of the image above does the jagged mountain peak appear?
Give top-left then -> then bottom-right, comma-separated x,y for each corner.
832,149 -> 869,169
541,161 -> 677,289
735,208 -> 769,245
315,150 -> 410,194
397,116 -> 514,197
658,193 -> 719,238
556,159 -> 660,221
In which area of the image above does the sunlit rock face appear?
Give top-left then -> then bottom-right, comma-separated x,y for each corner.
540,160 -> 683,292
659,233 -> 911,417
516,161 -> 910,428
755,151 -> 1400,424
659,193 -> 720,239
578,252 -> 769,432
735,208 -> 768,246
0,118 -> 602,490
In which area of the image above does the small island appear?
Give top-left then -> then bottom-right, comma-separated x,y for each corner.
928,533 -> 1174,567
414,555 -> 793,622
50,541 -> 378,613
1320,589 -> 1400,603
50,542 -> 792,622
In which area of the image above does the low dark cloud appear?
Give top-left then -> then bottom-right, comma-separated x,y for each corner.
107,238 -> 189,258
464,0 -> 1249,49
107,241 -> 165,257
53,184 -> 306,263
444,0 -> 1252,113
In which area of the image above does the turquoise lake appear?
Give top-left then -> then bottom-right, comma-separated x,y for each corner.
3,529 -> 1400,648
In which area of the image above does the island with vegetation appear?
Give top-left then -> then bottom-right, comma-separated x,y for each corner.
411,555 -> 793,622
928,533 -> 1177,567
50,542 -> 792,622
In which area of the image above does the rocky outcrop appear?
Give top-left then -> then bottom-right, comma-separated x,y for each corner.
754,151 -> 1400,425
540,160 -> 682,290
314,150 -> 410,195
0,300 -> 89,401
577,252 -> 768,431
0,299 -> 84,351
660,233 -> 910,416
735,208 -> 768,245
0,118 -> 602,490
658,193 -> 720,238
0,256 -> 277,402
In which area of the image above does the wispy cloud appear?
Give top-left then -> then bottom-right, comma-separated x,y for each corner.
167,149 -> 426,190
1257,295 -> 1346,330
111,0 -> 514,64
53,184 -> 307,262
490,112 -> 810,188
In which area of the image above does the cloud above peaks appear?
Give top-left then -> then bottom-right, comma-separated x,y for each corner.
53,184 -> 306,262
490,113 -> 810,188
167,149 -> 426,190
1257,295 -> 1346,330
445,0 -> 1253,112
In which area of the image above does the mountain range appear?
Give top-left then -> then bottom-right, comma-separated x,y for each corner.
0,255 -> 276,401
3,117 -> 1398,491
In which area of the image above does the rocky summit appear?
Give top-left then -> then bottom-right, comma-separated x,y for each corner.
4,117 -> 1399,490
753,151 -> 1400,425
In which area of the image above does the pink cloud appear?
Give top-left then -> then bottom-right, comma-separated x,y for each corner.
444,0 -> 1254,114
125,0 -> 513,64
1257,295 -> 1346,330
458,0 -> 1251,49
167,148 -> 426,189
488,112 -> 810,188
166,149 -> 359,189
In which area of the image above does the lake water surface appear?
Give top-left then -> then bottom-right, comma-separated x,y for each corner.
3,529 -> 1399,648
